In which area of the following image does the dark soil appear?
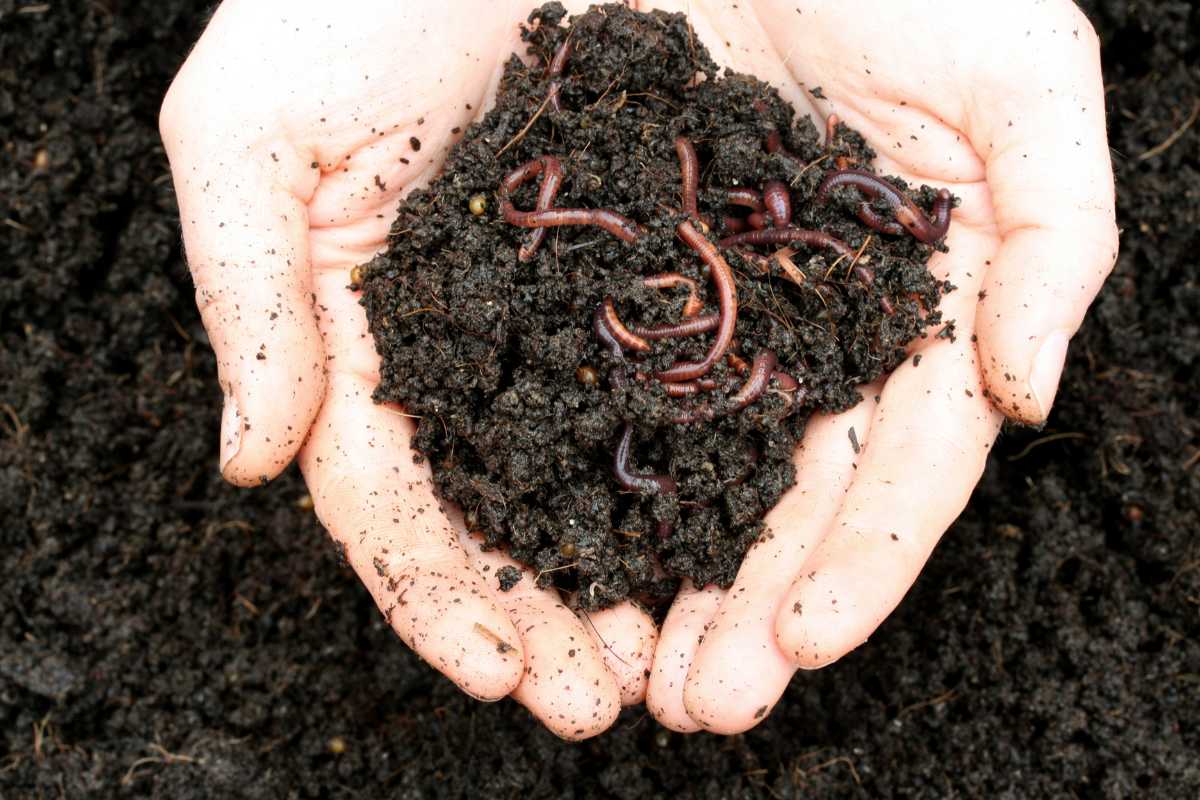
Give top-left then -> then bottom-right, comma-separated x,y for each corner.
361,3 -> 947,608
0,1 -> 1196,797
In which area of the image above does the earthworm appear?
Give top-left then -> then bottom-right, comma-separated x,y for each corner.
662,378 -> 720,397
654,221 -> 737,383
725,188 -> 765,212
500,157 -> 642,244
674,136 -> 701,220
722,215 -> 748,234
727,348 -> 800,394
763,130 -> 801,163
632,314 -> 719,341
592,301 -> 625,358
670,350 -> 780,424
746,212 -> 768,230
762,180 -> 792,226
824,113 -> 840,147
643,272 -> 703,318
719,227 -> 853,258
597,298 -> 651,353
733,351 -> 779,407
514,156 -> 564,260
816,169 -> 952,243
613,422 -> 677,495
546,37 -> 573,113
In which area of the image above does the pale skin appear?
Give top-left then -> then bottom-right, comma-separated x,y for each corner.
161,0 -> 1116,738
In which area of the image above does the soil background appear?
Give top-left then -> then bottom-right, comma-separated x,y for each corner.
1,1 -> 1196,797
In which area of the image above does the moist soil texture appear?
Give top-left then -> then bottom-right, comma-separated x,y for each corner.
0,0 -> 1196,798
361,3 -> 948,608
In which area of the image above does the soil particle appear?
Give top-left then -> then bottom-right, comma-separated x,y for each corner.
361,3 -> 946,609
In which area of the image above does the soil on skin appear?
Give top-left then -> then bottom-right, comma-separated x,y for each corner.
0,0 -> 1196,797
361,3 -> 948,608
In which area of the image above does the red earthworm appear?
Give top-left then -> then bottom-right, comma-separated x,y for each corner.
765,130 -> 806,164
513,156 -> 564,261
546,37 -> 572,113
726,351 -> 750,374
643,272 -> 704,318
674,136 -> 701,221
722,215 -> 748,234
762,180 -> 792,226
592,301 -> 624,358
880,295 -> 896,316
508,207 -> 642,243
613,422 -> 677,495
825,114 -> 840,147
662,378 -> 720,397
654,221 -> 737,383
816,169 -> 952,243
719,227 -> 853,258
728,350 -> 778,412
632,314 -> 719,341
500,157 -> 642,244
597,297 -> 651,353
747,212 -> 768,230
726,348 -> 799,394
725,188 -> 765,212
671,350 -> 781,424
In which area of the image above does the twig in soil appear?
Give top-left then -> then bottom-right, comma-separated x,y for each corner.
495,94 -> 553,159
121,743 -> 206,786
897,688 -> 959,718
1182,449 -> 1200,471
1137,98 -> 1199,161
1005,431 -> 1087,462
0,403 -> 28,441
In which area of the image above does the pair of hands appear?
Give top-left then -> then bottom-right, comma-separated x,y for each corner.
161,0 -> 1116,738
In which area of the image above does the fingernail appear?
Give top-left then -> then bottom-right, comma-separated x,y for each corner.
219,392 -> 243,474
1029,329 -> 1071,421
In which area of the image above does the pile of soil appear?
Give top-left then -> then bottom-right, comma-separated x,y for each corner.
0,0 -> 1195,797
361,3 -> 947,607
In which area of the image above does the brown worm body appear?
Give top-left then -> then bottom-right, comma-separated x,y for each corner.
546,37 -> 572,113
597,298 -> 651,353
728,350 -> 778,412
654,221 -> 737,383
632,314 -> 719,341
719,227 -> 853,258
643,273 -> 704,319
816,169 -> 952,243
674,136 -> 701,220
725,188 -> 765,212
613,423 -> 677,495
500,157 -> 643,247
762,180 -> 792,226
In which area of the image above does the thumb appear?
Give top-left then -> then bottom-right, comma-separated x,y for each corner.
971,18 -> 1118,425
161,84 -> 325,486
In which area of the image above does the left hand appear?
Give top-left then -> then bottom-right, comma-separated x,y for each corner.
643,0 -> 1117,733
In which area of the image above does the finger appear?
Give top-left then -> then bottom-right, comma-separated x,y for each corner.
463,538 -> 622,741
297,373 -> 524,700
646,582 -> 725,733
161,90 -> 325,486
776,339 -> 1002,668
682,392 -> 880,734
969,14 -> 1118,424
576,602 -> 657,706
